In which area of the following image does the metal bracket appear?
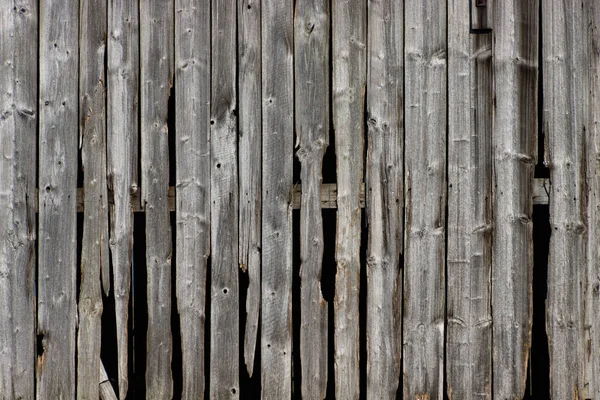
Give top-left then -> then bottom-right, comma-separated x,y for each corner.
470,0 -> 492,34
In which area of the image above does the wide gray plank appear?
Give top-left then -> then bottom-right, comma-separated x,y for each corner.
174,0 -> 210,398
140,0 -> 174,395
261,0 -> 294,397
492,1 -> 538,398
365,0 -> 403,398
0,1 -> 37,398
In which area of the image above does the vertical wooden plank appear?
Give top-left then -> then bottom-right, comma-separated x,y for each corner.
0,1 -> 37,398
37,0 -> 79,397
107,0 -> 139,396
332,1 -> 365,398
294,0 -> 329,398
543,0 -> 587,397
492,1 -> 538,398
174,0 -> 210,398
403,0 -> 447,398
365,0 -> 403,398
446,0 -> 493,398
77,0 -> 108,397
238,0 -> 261,377
210,0 -> 239,397
140,0 -> 174,395
261,0 -> 294,397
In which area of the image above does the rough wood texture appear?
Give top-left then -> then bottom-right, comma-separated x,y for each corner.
332,1 -> 366,398
140,0 -> 174,395
99,363 -> 119,400
210,0 -> 239,397
77,0 -> 108,397
107,0 -> 139,396
238,0 -> 262,377
365,0 -> 403,398
446,0 -> 492,398
174,0 -> 210,398
492,1 -> 538,398
37,0 -> 79,397
0,1 -> 37,398
261,0 -> 294,397
295,0 -> 329,397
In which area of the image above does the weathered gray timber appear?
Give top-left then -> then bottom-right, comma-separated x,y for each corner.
0,2 -> 37,399
295,0 -> 329,397
261,0 -> 294,397
140,0 -> 174,395
37,0 -> 79,397
77,0 -> 108,397
174,0 -> 210,397
492,1 -> 538,398
238,0 -> 262,377
365,0 -> 403,398
99,363 -> 119,400
332,1 -> 366,398
211,0 -> 239,397
107,0 -> 139,396
446,0 -> 492,398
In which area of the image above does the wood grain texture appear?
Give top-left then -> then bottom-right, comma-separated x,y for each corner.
491,1 -> 538,398
238,0 -> 262,377
332,1 -> 366,398
140,0 -> 174,395
37,0 -> 79,397
261,0 -> 294,397
365,0 -> 403,398
107,0 -> 139,396
210,0 -> 239,398
77,0 -> 108,397
0,1 -> 37,398
174,0 -> 210,398
446,0 -> 492,398
294,0 -> 329,397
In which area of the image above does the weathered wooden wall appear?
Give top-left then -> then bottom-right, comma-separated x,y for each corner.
1,0 -> 599,399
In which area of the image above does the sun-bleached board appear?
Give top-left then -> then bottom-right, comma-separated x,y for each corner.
0,2 -> 37,398
261,0 -> 294,397
446,0 -> 492,398
238,0 -> 262,377
294,0 -> 329,397
332,0 -> 366,398
140,0 -> 174,395
492,1 -> 538,398
365,0 -> 403,398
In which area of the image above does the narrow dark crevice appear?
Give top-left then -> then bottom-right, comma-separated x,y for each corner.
170,211 -> 183,399
132,212 -> 147,399
359,208 -> 368,400
292,209 -> 302,399
321,208 -> 336,400
100,274 -> 119,393
204,254 -> 212,400
395,252 -> 404,400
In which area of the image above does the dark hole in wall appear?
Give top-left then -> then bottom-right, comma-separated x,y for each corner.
171,211 -> 183,399
322,208 -> 336,400
359,209 -> 368,400
101,273 -> 119,393
133,211 -> 147,399
204,254 -> 212,399
292,209 -> 301,399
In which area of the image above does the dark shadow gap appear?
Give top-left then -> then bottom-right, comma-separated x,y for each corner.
204,254 -> 212,399
359,209 -> 368,400
292,209 -> 302,399
170,211 -> 183,399
322,209 -> 336,400
133,211 -> 147,399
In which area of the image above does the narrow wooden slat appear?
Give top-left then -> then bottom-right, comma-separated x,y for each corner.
446,0 -> 492,398
544,0 -> 587,397
140,0 -> 174,395
261,0 -> 294,397
174,0 -> 210,397
332,1 -> 366,398
0,2 -> 37,398
492,1 -> 538,398
107,0 -> 139,396
403,1 -> 447,398
210,0 -> 239,397
99,362 -> 119,400
238,0 -> 262,376
294,0 -> 329,397
365,0 -> 403,398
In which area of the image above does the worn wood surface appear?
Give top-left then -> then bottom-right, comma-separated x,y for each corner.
210,0 -> 239,397
238,0 -> 262,377
140,0 -> 174,395
261,0 -> 294,397
492,1 -> 538,398
295,0 -> 329,397
37,0 -> 79,397
332,1 -> 366,398
365,0 -> 403,398
403,1 -> 447,399
0,1 -> 37,399
446,0 -> 492,398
